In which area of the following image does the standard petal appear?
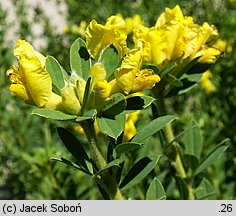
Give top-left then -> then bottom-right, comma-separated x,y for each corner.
19,53 -> 52,107
85,20 -> 114,60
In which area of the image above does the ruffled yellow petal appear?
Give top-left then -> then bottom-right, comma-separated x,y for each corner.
94,80 -> 111,101
115,69 -> 135,94
197,47 -> 221,63
155,5 -> 184,28
86,20 -> 114,60
184,23 -> 218,60
86,19 -> 127,60
115,48 -> 161,94
125,14 -> 144,34
115,49 -> 142,93
134,26 -> 167,65
105,15 -> 126,33
131,69 -> 161,93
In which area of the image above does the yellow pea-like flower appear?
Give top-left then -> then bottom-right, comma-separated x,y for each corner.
133,25 -> 167,66
94,80 -> 111,101
105,14 -> 127,33
123,111 -> 140,141
197,47 -> 221,63
131,69 -> 161,93
125,14 -> 144,34
85,16 -> 127,60
200,70 -> 216,94
185,22 -> 219,60
155,5 -> 184,28
6,40 -> 61,108
115,48 -> 161,94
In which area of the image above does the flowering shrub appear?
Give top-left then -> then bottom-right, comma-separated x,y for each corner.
4,5 -> 231,200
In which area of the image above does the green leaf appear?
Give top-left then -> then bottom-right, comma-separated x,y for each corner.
194,138 -> 230,176
146,177 -> 166,200
57,127 -> 92,174
183,154 -> 199,171
159,62 -> 177,78
101,45 -> 119,81
101,93 -> 127,118
75,109 -> 97,123
45,56 -> 66,92
132,115 -> 176,143
96,159 -> 120,175
120,155 -> 161,190
167,74 -> 183,87
32,108 -> 77,120
97,114 -> 126,140
166,78 -> 197,97
70,38 -> 91,80
81,77 -> 92,114
142,64 -> 160,75
183,73 -> 202,82
177,56 -> 201,77
115,142 -> 143,157
195,178 -> 216,200
175,176 -> 189,199
50,157 -> 91,175
126,96 -> 155,111
187,63 -> 212,74
184,120 -> 202,160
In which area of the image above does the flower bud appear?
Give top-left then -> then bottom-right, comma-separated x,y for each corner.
61,84 -> 81,115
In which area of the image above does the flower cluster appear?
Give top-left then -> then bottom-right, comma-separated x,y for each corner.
6,5 -> 221,116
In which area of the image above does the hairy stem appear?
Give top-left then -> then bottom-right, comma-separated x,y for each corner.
81,120 -> 123,200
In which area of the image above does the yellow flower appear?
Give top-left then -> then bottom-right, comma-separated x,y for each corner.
6,40 -> 61,108
200,70 -> 216,94
77,21 -> 87,38
133,25 -> 167,66
125,14 -> 144,34
213,38 -> 232,53
155,5 -> 220,65
197,47 -> 221,63
123,111 -> 140,141
132,5 -> 222,75
184,22 -> 219,61
94,80 -> 111,101
86,63 -> 112,111
155,5 -> 184,28
115,48 -> 161,94
89,63 -> 106,89
105,14 -> 127,33
85,16 -> 127,60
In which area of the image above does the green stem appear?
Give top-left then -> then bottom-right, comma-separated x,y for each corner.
81,120 -> 123,200
81,120 -> 106,169
154,88 -> 194,199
